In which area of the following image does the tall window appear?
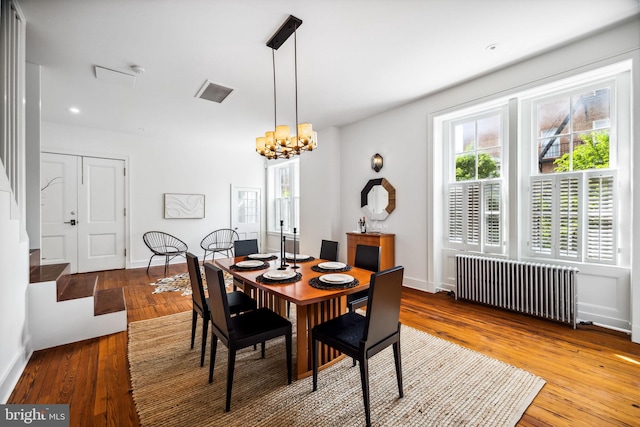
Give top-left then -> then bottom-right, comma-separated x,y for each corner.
528,81 -> 617,264
446,109 -> 505,254
267,159 -> 299,233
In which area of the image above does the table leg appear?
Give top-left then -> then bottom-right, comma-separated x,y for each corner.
295,296 -> 346,379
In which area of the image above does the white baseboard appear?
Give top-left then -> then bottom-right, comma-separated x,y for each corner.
0,342 -> 32,404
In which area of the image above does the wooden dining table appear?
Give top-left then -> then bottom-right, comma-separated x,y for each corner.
214,255 -> 374,379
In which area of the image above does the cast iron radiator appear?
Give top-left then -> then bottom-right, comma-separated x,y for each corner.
455,254 -> 578,328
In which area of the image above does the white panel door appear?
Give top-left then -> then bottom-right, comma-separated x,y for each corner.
77,157 -> 126,272
41,153 -> 78,269
41,153 -> 125,273
231,186 -> 261,249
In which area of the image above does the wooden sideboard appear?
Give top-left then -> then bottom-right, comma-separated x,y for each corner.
346,232 -> 395,271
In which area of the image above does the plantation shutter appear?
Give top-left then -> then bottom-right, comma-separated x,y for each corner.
466,183 -> 481,247
557,175 -> 581,260
586,172 -> 616,263
447,184 -> 463,243
530,177 -> 553,255
484,181 -> 501,249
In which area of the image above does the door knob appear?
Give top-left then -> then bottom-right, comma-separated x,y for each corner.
64,219 -> 77,226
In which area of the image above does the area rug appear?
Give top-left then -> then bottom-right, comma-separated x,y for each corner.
128,311 -> 545,426
149,269 -> 233,296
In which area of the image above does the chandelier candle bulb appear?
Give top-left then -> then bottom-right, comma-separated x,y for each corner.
276,125 -> 290,145
266,131 -> 276,150
256,136 -> 266,154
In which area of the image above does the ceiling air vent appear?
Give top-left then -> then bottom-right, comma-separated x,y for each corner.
195,80 -> 234,103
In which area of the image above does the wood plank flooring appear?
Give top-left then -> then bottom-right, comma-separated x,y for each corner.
8,264 -> 640,426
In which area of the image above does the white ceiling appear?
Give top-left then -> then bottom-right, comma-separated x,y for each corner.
19,0 -> 640,146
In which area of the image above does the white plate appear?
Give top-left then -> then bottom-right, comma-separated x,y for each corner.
248,253 -> 273,259
286,253 -> 310,260
263,271 -> 296,280
319,274 -> 354,284
235,260 -> 265,268
318,262 -> 347,270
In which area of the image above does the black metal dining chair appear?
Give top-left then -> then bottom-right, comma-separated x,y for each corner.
312,266 -> 404,427
200,229 -> 239,263
186,253 -> 256,367
347,244 -> 381,312
319,239 -> 339,261
204,263 -> 292,412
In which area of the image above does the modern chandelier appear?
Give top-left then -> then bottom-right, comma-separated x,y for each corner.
256,15 -> 317,160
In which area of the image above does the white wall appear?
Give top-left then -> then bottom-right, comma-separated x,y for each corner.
299,127 -> 342,259
338,18 -> 640,341
41,122 -> 265,268
0,183 -> 30,403
25,62 -> 40,250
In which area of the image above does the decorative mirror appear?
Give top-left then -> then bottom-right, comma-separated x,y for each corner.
360,178 -> 396,220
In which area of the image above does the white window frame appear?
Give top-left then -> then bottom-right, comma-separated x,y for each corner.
524,77 -> 623,266
444,106 -> 507,255
266,158 -> 299,234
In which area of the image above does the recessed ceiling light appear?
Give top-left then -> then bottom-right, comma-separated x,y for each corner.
68,107 -> 80,114
486,43 -> 498,52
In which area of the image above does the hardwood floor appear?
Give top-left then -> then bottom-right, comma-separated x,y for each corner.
8,265 -> 640,426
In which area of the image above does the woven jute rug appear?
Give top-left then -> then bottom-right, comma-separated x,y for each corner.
128,311 -> 545,426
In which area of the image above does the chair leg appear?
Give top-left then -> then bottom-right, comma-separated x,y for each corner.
146,255 -> 154,273
261,341 -> 265,359
285,329 -> 292,384
393,341 -> 404,398
201,316 -> 209,368
208,335 -> 218,383
287,301 -> 291,317
312,338 -> 319,391
359,357 -> 372,427
164,255 -> 169,276
191,310 -> 197,349
225,347 -> 237,412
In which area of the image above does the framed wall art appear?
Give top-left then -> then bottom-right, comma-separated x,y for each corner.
164,193 -> 205,219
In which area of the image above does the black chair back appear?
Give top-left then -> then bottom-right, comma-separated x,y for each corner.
204,263 -> 232,338
234,239 -> 259,257
319,240 -> 339,261
363,266 -> 404,348
186,252 -> 206,312
354,244 -> 381,272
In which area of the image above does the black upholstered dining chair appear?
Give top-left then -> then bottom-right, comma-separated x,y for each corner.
143,231 -> 188,275
347,244 -> 381,312
233,239 -> 259,257
200,229 -> 239,263
231,239 -> 260,291
312,266 -> 405,427
186,253 -> 256,367
319,239 -> 339,261
204,263 -> 292,412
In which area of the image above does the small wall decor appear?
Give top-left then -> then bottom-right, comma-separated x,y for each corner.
164,193 -> 205,219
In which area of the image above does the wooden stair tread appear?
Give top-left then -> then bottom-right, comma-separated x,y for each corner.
94,288 -> 126,315
58,275 -> 98,302
30,263 -> 69,284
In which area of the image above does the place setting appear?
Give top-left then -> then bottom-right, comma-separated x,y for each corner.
309,273 -> 359,290
230,259 -> 270,271
284,252 -> 315,262
256,269 -> 302,284
245,253 -> 278,261
311,261 -> 352,273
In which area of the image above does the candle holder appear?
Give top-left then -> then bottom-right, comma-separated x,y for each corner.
291,227 -> 299,269
278,220 -> 289,270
